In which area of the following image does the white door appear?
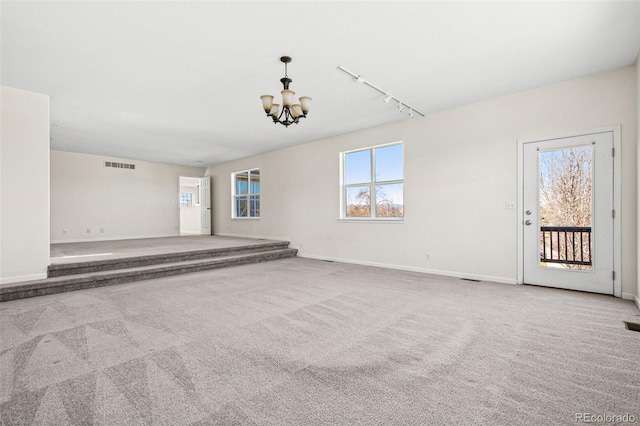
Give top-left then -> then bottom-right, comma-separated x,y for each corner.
522,132 -> 614,294
199,176 -> 212,235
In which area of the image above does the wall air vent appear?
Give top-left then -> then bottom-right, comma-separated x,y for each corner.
104,161 -> 135,170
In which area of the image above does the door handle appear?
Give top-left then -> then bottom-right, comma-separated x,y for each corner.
525,220 -> 532,226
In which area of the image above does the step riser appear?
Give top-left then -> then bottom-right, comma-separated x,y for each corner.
48,242 -> 290,277
2,250 -> 297,302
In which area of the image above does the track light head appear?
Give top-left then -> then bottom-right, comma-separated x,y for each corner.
355,75 -> 365,83
383,94 -> 392,103
398,102 -> 405,113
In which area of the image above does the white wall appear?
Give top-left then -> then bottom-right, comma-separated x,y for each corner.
51,150 -> 204,242
207,66 -> 637,297
179,184 -> 200,234
0,86 -> 50,284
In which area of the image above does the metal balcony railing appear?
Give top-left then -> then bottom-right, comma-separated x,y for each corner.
540,226 -> 592,266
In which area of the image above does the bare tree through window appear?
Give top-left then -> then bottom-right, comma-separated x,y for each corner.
539,146 -> 592,269
346,185 -> 404,218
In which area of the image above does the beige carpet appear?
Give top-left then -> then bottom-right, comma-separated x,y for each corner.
1,258 -> 638,425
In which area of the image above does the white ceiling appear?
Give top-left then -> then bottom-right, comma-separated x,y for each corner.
2,1 -> 639,167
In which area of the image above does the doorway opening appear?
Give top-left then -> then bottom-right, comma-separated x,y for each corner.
179,176 -> 201,235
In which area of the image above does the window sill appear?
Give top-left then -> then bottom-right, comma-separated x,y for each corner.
338,218 -> 405,223
231,217 -> 260,220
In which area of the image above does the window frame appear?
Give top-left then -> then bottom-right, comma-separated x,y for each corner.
340,141 -> 404,222
231,168 -> 260,219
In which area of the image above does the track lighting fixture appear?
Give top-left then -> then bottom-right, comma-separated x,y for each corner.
337,66 -> 424,119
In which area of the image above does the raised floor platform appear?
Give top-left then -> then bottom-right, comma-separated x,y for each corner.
1,236 -> 297,302
49,235 -> 285,264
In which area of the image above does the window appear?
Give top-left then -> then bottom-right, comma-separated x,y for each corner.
180,192 -> 192,208
232,168 -> 260,218
342,142 -> 404,219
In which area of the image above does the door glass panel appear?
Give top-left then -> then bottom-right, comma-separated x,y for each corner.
539,146 -> 592,270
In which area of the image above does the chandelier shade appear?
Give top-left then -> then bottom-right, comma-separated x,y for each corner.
260,95 -> 274,111
261,56 -> 311,127
281,90 -> 294,107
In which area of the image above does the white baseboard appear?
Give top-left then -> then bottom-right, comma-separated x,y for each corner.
0,273 -> 48,285
621,292 -> 636,301
214,232 -> 290,242
51,233 -> 179,244
297,253 -> 518,285
634,294 -> 640,312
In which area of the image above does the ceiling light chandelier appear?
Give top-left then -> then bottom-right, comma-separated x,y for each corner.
260,56 -> 311,127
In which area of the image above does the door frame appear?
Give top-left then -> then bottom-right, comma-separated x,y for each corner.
516,125 -> 622,297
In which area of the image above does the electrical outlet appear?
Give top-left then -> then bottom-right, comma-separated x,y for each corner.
63,229 -> 67,235
100,228 -> 104,233
425,253 -> 431,261
505,202 -> 516,210
86,229 -> 91,234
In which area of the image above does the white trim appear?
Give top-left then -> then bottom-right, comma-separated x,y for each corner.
621,292 -> 636,301
517,126 -> 622,144
337,219 -> 404,224
51,233 -> 179,244
517,139 -> 524,285
612,125 -> 622,298
0,273 -> 48,285
341,140 -> 404,155
214,232 -> 290,242
338,150 -> 345,218
516,125 -> 622,297
298,253 -> 517,285
634,294 -> 640,312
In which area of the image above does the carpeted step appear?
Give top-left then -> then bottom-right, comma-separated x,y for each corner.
48,241 -> 291,277
0,248 -> 297,302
